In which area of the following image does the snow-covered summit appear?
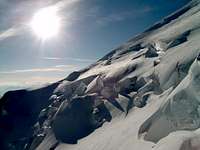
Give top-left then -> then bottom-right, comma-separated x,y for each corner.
0,1 -> 200,150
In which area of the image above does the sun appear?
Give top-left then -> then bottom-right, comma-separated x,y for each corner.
30,7 -> 61,40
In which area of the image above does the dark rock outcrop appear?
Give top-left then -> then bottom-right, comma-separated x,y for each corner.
52,94 -> 111,144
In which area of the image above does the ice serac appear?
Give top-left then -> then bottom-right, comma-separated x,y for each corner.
1,0 -> 200,150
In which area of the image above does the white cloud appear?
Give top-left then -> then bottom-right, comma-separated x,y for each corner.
42,57 -> 63,60
0,64 -> 78,95
0,27 -> 21,41
0,75 -> 62,95
0,64 -> 77,74
42,56 -> 95,62
0,0 -> 83,41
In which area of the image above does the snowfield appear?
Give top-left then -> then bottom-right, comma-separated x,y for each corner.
0,0 -> 200,150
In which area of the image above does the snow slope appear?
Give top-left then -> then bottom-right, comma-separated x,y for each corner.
0,0 -> 200,150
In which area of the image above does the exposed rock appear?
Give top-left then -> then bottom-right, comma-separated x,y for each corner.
145,44 -> 159,58
65,71 -> 82,81
197,52 -> 200,61
167,30 -> 191,49
52,94 -> 111,144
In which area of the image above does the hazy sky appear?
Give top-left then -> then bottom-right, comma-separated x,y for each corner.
0,0 -> 189,95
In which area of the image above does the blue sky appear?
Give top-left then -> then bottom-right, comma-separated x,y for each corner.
0,0 -> 189,95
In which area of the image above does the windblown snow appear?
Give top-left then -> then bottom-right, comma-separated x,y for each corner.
0,0 -> 200,150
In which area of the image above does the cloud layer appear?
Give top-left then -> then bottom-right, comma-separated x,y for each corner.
42,56 -> 95,62
0,63 -> 79,95
0,0 -> 83,41
0,64 -> 76,74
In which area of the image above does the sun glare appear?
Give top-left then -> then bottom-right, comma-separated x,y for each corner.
30,7 -> 61,40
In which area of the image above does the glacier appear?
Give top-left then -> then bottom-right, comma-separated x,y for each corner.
0,0 -> 200,150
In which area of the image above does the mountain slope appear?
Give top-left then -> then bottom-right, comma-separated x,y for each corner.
0,1 -> 200,150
